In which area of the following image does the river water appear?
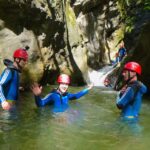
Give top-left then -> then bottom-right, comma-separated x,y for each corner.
0,86 -> 150,150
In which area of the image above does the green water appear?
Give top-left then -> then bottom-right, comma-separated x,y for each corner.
0,86 -> 150,150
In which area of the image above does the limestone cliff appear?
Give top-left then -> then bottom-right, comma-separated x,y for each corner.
0,0 -> 149,87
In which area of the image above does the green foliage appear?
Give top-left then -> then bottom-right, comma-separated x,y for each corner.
117,0 -> 149,33
117,0 -> 148,15
117,0 -> 127,18
144,0 -> 150,10
125,16 -> 136,33
125,26 -> 134,33
66,1 -> 76,27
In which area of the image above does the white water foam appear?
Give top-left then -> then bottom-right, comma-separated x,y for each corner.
88,65 -> 114,87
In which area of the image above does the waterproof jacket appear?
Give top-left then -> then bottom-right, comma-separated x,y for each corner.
0,59 -> 19,103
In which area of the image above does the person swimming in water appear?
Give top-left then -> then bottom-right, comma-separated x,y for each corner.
31,74 -> 93,113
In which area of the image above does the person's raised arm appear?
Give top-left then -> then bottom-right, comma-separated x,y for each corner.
31,83 -> 53,107
68,83 -> 94,100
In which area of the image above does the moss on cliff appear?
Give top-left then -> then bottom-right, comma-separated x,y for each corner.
66,1 -> 76,27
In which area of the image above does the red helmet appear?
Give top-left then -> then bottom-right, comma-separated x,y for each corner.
13,48 -> 28,61
124,62 -> 141,75
57,74 -> 70,84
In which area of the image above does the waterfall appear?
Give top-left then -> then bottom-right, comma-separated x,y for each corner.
88,65 -> 114,87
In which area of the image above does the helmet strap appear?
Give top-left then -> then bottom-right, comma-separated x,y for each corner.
125,70 -> 136,85
14,58 -> 22,71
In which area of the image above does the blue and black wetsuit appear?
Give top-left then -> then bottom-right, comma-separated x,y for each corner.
35,88 -> 89,112
116,81 -> 147,120
118,47 -> 126,62
112,48 -> 126,66
0,59 -> 20,104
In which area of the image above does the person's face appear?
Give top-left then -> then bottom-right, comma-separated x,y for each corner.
120,42 -> 124,48
19,59 -> 27,68
122,69 -> 136,81
15,58 -> 27,69
58,83 -> 69,94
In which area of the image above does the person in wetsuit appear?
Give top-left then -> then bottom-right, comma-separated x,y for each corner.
111,42 -> 127,67
31,74 -> 93,113
116,62 -> 147,121
118,42 -> 127,62
0,48 -> 28,110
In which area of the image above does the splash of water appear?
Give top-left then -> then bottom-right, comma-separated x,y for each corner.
88,65 -> 114,87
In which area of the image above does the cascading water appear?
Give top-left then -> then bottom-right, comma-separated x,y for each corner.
88,65 -> 114,87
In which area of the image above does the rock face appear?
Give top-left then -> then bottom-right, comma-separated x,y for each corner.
0,0 -> 149,87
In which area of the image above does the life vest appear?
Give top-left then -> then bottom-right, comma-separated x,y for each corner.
119,81 -> 142,101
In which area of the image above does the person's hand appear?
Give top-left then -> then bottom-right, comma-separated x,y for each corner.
31,83 -> 43,96
87,83 -> 94,90
104,78 -> 110,87
119,84 -> 127,96
1,101 -> 12,110
120,85 -> 127,92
